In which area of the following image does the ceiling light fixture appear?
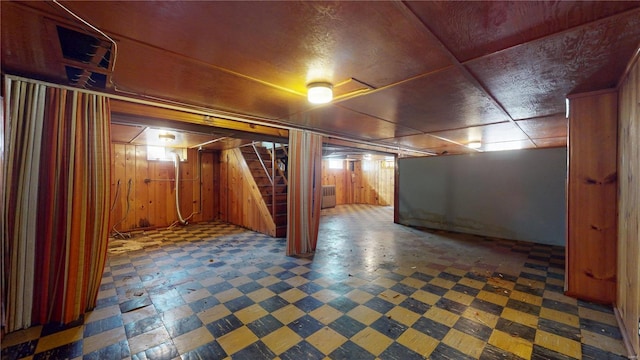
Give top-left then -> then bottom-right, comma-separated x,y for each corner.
307,82 -> 333,104
158,133 -> 176,143
468,142 -> 482,149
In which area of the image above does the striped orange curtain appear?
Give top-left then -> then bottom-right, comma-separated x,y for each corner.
286,129 -> 323,255
2,77 -> 111,331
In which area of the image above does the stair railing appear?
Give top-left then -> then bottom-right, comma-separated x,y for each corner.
251,142 -> 273,186
275,143 -> 289,186
271,142 -> 276,218
250,141 -> 276,217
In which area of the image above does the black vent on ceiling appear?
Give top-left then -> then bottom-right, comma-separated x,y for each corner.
64,66 -> 107,89
56,25 -> 112,89
64,66 -> 83,81
98,50 -> 111,69
56,26 -> 111,68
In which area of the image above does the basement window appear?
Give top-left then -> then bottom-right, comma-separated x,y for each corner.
362,160 -> 374,172
147,146 -> 187,162
328,159 -> 343,169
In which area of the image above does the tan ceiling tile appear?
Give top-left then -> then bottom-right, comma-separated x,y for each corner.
340,67 -> 510,133
516,114 -> 567,140
405,1 -> 640,62
430,122 -> 529,146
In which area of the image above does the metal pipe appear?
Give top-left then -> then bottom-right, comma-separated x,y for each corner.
111,178 -> 133,238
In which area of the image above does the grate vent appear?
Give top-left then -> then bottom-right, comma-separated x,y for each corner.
56,25 -> 112,89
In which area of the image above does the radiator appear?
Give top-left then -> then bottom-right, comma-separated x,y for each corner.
321,185 -> 336,209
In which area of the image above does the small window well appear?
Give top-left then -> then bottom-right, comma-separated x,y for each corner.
328,159 -> 343,169
147,146 -> 187,162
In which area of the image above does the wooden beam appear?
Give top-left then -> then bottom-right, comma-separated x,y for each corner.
111,99 -> 288,139
324,137 -> 432,157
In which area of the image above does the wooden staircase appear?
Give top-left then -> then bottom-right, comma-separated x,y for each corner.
240,143 -> 288,237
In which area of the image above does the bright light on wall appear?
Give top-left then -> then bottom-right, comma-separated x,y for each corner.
147,146 -> 187,161
328,159 -> 343,169
158,132 -> 176,143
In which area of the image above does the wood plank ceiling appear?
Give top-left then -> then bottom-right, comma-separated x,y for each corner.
2,1 -> 640,155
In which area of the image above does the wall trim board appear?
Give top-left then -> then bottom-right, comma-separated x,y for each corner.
567,87 -> 618,100
397,147 -> 567,246
616,48 -> 640,357
565,90 -> 618,304
615,307 -> 639,359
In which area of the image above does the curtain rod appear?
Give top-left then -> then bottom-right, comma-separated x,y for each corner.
4,74 -> 433,156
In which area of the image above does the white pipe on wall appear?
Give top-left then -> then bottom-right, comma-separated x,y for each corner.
172,152 -> 188,225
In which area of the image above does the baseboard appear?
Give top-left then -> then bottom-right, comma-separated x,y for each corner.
614,306 -> 638,360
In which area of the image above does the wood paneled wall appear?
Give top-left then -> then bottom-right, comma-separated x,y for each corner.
617,54 -> 640,356
109,144 -> 219,231
566,90 -> 618,304
219,148 -> 276,236
322,163 -> 350,205
321,159 -> 394,206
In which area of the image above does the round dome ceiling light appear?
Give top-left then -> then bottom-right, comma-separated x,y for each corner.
307,82 -> 333,104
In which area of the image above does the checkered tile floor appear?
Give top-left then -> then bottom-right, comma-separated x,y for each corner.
2,205 -> 628,359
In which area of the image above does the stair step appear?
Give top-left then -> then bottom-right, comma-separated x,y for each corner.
259,185 -> 286,191
264,194 -> 287,205
275,225 -> 287,238
240,147 -> 271,156
266,203 -> 287,213
273,213 -> 287,226
239,145 -> 289,238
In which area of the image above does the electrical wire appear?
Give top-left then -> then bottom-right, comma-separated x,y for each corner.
173,153 -> 188,225
52,0 -> 118,85
110,179 -> 121,212
111,179 -> 132,238
167,151 -> 202,229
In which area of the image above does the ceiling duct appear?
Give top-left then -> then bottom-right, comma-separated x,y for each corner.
56,25 -> 112,89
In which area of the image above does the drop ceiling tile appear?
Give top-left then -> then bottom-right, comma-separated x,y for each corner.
466,10 -> 640,120
1,4 -> 66,81
516,114 -> 567,140
405,1 -> 640,62
482,139 -> 537,152
533,137 -> 567,149
384,133 -> 473,156
111,124 -> 145,144
430,122 -> 529,147
287,106 -> 421,141
340,67 -> 510,133
201,138 -> 252,151
52,1 -> 453,93
114,40 -> 306,120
